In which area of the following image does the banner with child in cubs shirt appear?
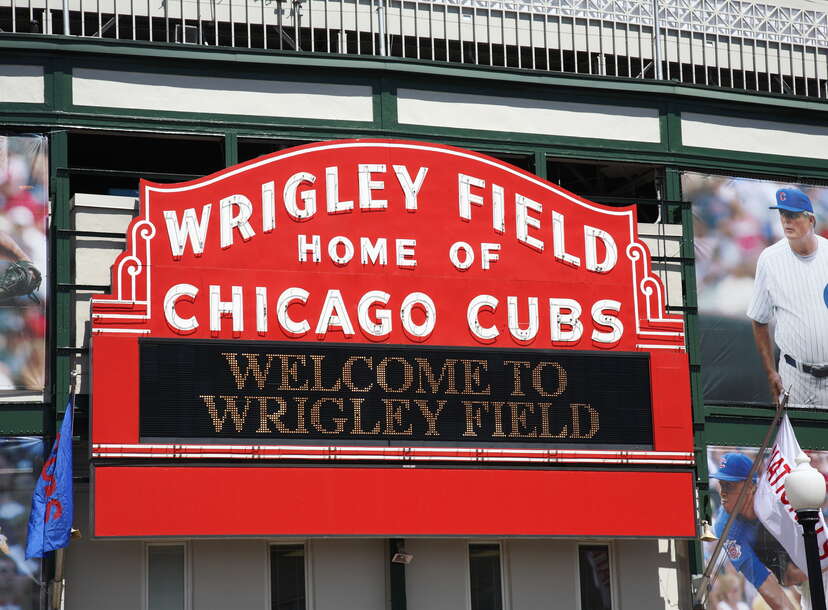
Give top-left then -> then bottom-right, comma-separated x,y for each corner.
706,441 -> 828,610
755,415 -> 828,609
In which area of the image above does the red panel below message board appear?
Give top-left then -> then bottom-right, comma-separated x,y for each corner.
93,466 -> 696,538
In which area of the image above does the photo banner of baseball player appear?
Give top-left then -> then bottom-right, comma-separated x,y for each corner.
0,135 -> 47,393
0,437 -> 44,610
706,444 -> 828,610
685,172 -> 828,409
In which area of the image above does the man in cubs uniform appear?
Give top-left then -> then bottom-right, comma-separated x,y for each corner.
712,453 -> 803,610
747,188 -> 828,407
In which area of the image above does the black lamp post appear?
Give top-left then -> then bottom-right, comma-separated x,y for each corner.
786,453 -> 827,610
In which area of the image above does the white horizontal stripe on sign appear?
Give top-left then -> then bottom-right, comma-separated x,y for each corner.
681,112 -> 828,161
0,65 -> 45,104
72,68 -> 374,122
397,88 -> 661,143
92,443 -> 695,465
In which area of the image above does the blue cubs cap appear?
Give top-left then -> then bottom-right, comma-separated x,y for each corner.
710,453 -> 755,482
769,188 -> 814,214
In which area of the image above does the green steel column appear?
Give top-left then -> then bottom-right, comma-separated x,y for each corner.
389,538 -> 407,610
667,165 -> 705,576
376,78 -> 397,133
51,129 -> 71,418
533,151 -> 547,180
225,131 -> 238,168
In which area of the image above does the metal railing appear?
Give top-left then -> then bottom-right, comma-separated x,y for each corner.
3,0 -> 827,99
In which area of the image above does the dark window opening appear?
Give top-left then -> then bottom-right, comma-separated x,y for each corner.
474,151 -> 534,174
547,157 -> 666,223
579,545 -> 613,610
469,543 -> 503,610
271,544 -> 306,610
238,139 -> 318,163
67,132 -> 224,197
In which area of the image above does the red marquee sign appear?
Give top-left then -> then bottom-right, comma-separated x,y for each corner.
90,140 -> 694,538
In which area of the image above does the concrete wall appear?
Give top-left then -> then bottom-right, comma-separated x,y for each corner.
616,539 -> 692,610
505,539 -> 578,610
403,538 -> 691,610
64,525 -> 389,610
191,540 -> 269,610
310,540 -> 387,610
64,481 -> 690,610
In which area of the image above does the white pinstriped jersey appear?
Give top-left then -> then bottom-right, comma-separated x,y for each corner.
747,235 -> 828,365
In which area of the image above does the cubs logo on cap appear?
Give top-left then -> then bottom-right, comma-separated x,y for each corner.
769,188 -> 814,214
725,540 -> 742,560
710,452 -> 755,482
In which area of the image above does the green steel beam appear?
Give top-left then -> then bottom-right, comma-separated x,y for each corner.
0,407 -> 45,435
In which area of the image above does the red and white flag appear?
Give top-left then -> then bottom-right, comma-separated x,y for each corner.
754,414 -> 828,606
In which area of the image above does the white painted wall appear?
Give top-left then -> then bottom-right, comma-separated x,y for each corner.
0,65 -> 44,104
681,112 -> 828,161
72,69 -> 374,122
405,539 -> 470,610
397,88 -> 661,143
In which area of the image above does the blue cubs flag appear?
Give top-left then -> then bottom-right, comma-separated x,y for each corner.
25,398 -> 73,559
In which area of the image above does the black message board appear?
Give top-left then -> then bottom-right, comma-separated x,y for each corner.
140,339 -> 653,447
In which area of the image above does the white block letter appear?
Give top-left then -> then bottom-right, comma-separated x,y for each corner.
358,290 -> 392,337
326,166 -> 353,214
256,287 -> 268,334
358,164 -> 387,209
277,287 -> 310,337
360,237 -> 388,266
328,236 -> 355,265
553,211 -> 580,267
549,298 -> 583,343
449,241 -> 474,270
262,181 -> 276,233
393,165 -> 428,211
164,205 -> 211,259
284,172 -> 317,220
316,289 -> 355,337
220,194 -> 256,249
298,234 -> 321,263
467,294 -> 499,341
164,283 -> 199,333
481,243 -> 501,270
401,292 -> 436,339
458,174 -> 485,221
591,299 -> 623,344
396,239 -> 417,268
508,296 -> 538,342
209,285 -> 243,334
584,225 -> 617,273
492,184 -> 505,233
516,194 -> 544,251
